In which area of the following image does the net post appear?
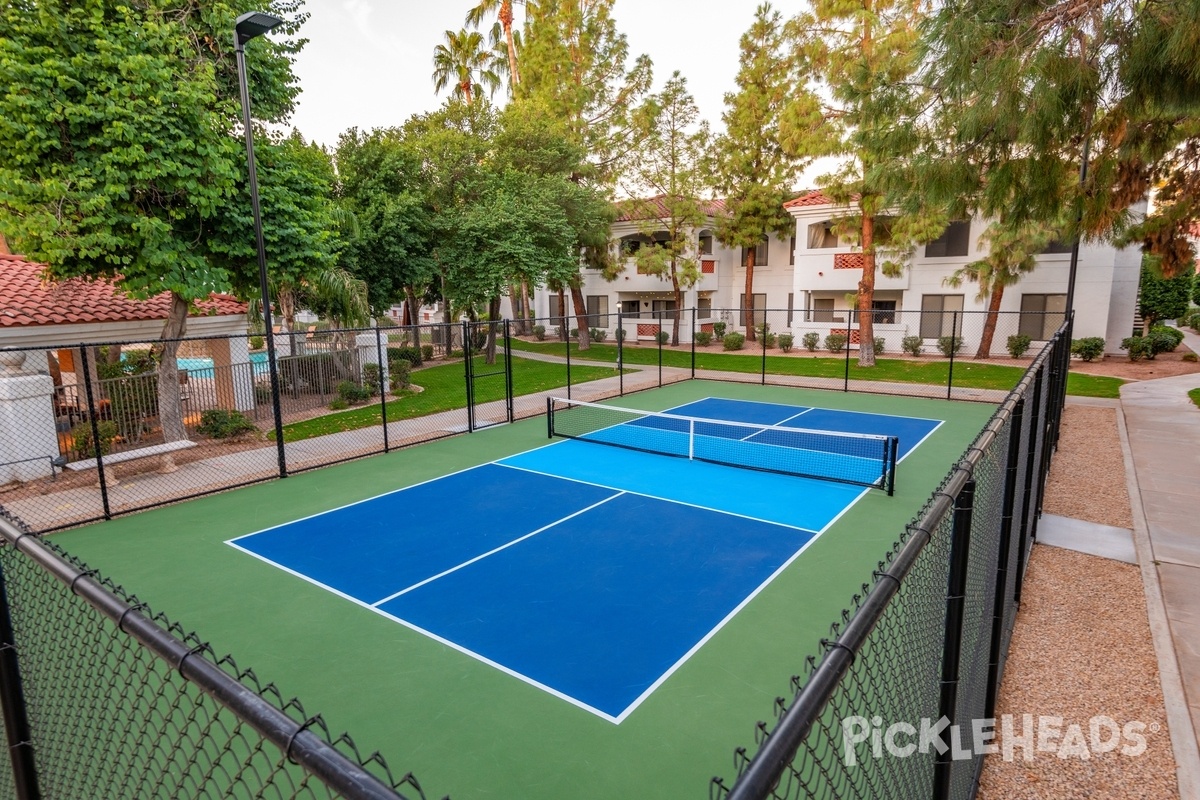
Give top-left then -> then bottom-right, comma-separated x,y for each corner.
463,320 -> 474,433
843,318 -> 851,392
565,327 -> 572,399
688,419 -> 695,461
690,306 -> 696,380
504,319 -> 514,423
887,436 -> 898,496
657,318 -> 663,387
546,397 -> 554,439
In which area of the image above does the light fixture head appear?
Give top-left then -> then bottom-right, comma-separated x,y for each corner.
235,11 -> 284,44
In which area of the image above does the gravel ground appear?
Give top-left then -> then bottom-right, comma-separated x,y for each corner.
977,404 -> 1180,799
1041,405 -> 1135,529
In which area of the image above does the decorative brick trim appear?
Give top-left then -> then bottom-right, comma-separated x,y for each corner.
834,253 -> 865,270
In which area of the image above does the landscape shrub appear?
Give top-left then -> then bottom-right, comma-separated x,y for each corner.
390,361 -> 411,391
901,336 -> 923,357
249,335 -> 264,350
694,331 -> 712,347
386,346 -> 422,367
1007,334 -> 1033,358
197,409 -> 256,439
802,332 -> 820,352
655,330 -> 671,345
713,321 -> 727,338
754,322 -> 776,348
723,332 -> 745,351
615,328 -> 627,343
778,333 -> 794,353
1121,335 -> 1150,361
589,327 -> 608,343
937,336 -> 964,357
336,380 -> 372,405
421,344 -> 434,361
824,333 -> 847,353
1150,325 -> 1184,352
1184,353 -> 1198,363
362,363 -> 381,393
1069,337 -> 1105,362
328,397 -> 349,410
873,336 -> 885,355
70,421 -> 118,458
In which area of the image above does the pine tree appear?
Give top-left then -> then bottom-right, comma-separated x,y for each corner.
625,73 -> 710,345
784,0 -> 929,366
711,4 -> 802,343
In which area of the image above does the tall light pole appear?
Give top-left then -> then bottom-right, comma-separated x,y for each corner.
234,11 -> 287,478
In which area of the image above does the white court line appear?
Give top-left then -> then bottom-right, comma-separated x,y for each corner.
370,492 -> 625,607
693,394 -> 945,424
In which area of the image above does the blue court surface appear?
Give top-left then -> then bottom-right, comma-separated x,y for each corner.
228,397 -> 941,722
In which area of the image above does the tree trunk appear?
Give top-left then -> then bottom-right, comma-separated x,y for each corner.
570,284 -> 591,352
557,286 -> 568,341
671,267 -> 683,346
485,295 -> 501,364
106,344 -> 123,365
157,293 -> 189,442
743,248 -> 757,341
976,282 -> 1005,359
405,285 -> 421,349
500,2 -> 520,86
521,280 -> 533,335
857,213 -> 877,367
508,282 -> 525,335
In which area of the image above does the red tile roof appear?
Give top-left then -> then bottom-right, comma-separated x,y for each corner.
783,190 -> 836,209
615,195 -> 728,222
0,254 -> 247,328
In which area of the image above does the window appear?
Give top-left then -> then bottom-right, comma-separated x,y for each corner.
651,299 -> 677,321
621,236 -> 643,256
549,295 -> 567,323
855,299 -> 897,325
924,221 -> 971,258
742,237 -> 769,267
697,297 -> 712,315
789,236 -> 796,265
1039,239 -> 1075,254
787,293 -> 794,327
739,293 -> 768,327
808,221 -> 839,249
586,295 -> 609,328
620,300 -> 639,315
812,298 -> 835,322
698,232 -> 714,255
919,295 -> 965,339
1019,294 -> 1067,339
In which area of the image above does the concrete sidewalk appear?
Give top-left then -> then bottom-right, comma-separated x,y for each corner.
1118,327 -> 1200,798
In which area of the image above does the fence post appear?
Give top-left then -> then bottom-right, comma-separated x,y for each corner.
760,311 -> 767,386
0,561 -> 41,800
690,307 -> 696,380
946,311 -> 959,400
463,321 -> 475,432
374,325 -> 390,453
986,398 -> 1025,718
77,347 -> 111,520
1014,369 -> 1043,604
933,477 -> 975,800
565,323 -> 572,400
617,313 -> 624,397
843,320 -> 851,392
657,319 -> 663,387
503,319 -> 514,424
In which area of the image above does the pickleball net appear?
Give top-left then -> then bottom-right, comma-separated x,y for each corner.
546,397 -> 898,494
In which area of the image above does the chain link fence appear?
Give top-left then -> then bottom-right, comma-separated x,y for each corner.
708,321 -> 1070,800
0,506 -> 435,800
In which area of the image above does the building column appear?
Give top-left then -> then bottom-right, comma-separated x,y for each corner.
209,337 -> 255,412
0,353 -> 60,482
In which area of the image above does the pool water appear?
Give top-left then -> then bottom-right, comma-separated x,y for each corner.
177,351 -> 270,379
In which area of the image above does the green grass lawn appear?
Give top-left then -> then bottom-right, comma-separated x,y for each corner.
508,339 -> 1125,398
277,355 -> 621,442
1189,387 -> 1200,409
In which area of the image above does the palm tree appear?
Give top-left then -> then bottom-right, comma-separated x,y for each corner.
431,29 -> 501,104
944,220 -> 1057,359
465,0 -> 528,90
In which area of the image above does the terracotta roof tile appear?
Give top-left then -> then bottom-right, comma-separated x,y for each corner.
0,254 -> 248,328
615,195 -> 728,222
783,190 -> 835,209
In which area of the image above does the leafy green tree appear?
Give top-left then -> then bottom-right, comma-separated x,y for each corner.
921,0 -> 1200,277
711,4 -> 805,343
944,221 -> 1057,359
1139,258 -> 1194,329
783,0 -> 929,366
517,0 -> 652,349
625,73 -> 710,345
0,0 -> 304,441
335,128 -> 437,345
432,28 -> 501,104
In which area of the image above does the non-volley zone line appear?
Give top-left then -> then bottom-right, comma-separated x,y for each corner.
228,461 -> 817,721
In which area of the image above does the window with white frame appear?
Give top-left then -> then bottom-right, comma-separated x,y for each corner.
807,221 -> 839,249
924,221 -> 971,258
739,293 -> 768,327
919,294 -> 965,338
741,237 -> 769,267
1019,294 -> 1067,339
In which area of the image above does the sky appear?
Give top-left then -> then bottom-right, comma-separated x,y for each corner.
285,0 -> 768,149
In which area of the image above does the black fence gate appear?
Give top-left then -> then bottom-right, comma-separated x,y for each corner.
462,320 -> 514,432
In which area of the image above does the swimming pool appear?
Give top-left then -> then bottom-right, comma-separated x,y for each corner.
177,352 -> 270,379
